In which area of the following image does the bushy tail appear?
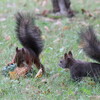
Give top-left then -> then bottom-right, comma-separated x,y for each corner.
15,12 -> 44,56
79,26 -> 100,62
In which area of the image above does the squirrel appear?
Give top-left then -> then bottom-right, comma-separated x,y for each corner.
8,12 -> 45,73
59,26 -> 100,82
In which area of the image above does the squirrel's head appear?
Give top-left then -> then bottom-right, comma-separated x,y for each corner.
15,47 -> 26,67
59,51 -> 74,69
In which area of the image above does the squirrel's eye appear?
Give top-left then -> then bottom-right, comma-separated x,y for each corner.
60,61 -> 62,63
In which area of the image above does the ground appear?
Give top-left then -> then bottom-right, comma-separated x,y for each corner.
0,0 -> 100,100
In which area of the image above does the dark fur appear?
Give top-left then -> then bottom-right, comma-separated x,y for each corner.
79,26 -> 100,62
13,12 -> 45,73
64,0 -> 70,9
15,12 -> 43,57
59,27 -> 100,82
59,51 -> 100,82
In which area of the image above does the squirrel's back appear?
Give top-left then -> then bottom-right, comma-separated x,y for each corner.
79,26 -> 100,62
15,12 -> 44,57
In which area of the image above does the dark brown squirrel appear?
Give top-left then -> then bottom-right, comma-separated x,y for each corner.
8,12 -> 45,73
59,26 -> 100,82
51,0 -> 74,17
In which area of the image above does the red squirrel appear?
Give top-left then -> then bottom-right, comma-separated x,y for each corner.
59,26 -> 100,82
8,12 -> 45,73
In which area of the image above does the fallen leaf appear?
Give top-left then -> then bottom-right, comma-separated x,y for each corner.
9,71 -> 18,79
14,67 -> 28,77
9,67 -> 29,79
88,82 -> 96,85
62,26 -> 70,31
41,10 -> 49,16
35,68 -> 43,78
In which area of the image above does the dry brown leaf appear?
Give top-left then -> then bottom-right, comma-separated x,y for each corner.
41,10 -> 49,16
88,82 -> 96,85
14,67 -> 28,77
35,68 -> 43,78
9,71 -> 19,79
63,26 -> 70,31
9,67 -> 29,79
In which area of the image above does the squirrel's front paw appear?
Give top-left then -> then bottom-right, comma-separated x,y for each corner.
7,62 -> 14,66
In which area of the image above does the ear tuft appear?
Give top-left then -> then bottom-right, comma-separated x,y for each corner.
16,47 -> 19,52
64,53 -> 67,59
68,51 -> 73,56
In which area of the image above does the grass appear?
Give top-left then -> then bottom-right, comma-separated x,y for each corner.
0,0 -> 100,100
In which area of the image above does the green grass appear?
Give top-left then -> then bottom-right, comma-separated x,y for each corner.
0,0 -> 100,100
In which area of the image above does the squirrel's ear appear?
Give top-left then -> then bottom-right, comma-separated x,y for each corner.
68,51 -> 73,57
64,53 -> 67,59
16,47 -> 19,52
67,57 -> 73,63
22,48 -> 25,54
